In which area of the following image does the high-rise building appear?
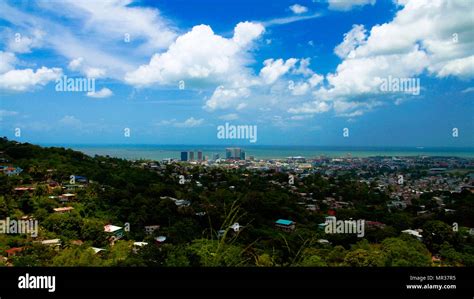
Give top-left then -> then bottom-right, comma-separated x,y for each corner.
180,151 -> 188,161
225,148 -> 242,160
240,150 -> 246,160
213,153 -> 220,161
189,151 -> 195,161
197,151 -> 203,161
233,148 -> 241,160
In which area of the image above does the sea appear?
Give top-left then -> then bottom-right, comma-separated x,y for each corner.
57,145 -> 474,161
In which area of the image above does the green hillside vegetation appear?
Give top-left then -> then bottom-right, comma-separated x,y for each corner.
0,137 -> 473,267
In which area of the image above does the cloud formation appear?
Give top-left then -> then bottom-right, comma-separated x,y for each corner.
291,0 -> 474,116
289,4 -> 308,14
0,65 -> 62,91
125,22 -> 265,87
87,87 -> 113,98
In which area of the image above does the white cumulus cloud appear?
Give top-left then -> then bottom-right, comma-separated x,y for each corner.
125,22 -> 265,87
0,66 -> 62,91
87,87 -> 113,98
288,101 -> 331,114
334,24 -> 367,59
289,4 -> 308,14
0,51 -> 17,73
68,57 -> 84,71
289,0 -> 474,117
204,86 -> 251,111
259,58 -> 298,84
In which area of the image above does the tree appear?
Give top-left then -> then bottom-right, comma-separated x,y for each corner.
255,253 -> 274,267
135,244 -> 167,267
343,248 -> 385,267
0,176 -> 13,197
164,218 -> 201,244
104,240 -> 133,266
81,219 -> 108,247
12,243 -> 56,266
296,254 -> 327,267
33,185 -> 47,196
382,237 -> 431,266
164,245 -> 191,267
422,220 -> 455,252
439,242 -> 463,266
0,196 -> 9,218
327,245 -> 347,266
43,212 -> 83,240
52,246 -> 103,266
187,239 -> 246,266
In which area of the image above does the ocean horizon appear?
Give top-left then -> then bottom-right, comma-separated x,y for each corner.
39,144 -> 474,160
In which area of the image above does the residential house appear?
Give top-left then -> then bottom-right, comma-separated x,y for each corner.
5,247 -> 24,258
144,225 -> 160,235
1,166 -> 23,176
160,196 -> 191,207
53,207 -> 74,214
40,239 -> 61,249
155,236 -> 167,244
133,242 -> 148,247
402,229 -> 423,240
91,247 -> 105,255
133,242 -> 148,253
104,224 -> 124,242
59,193 -> 76,202
275,219 -> 296,232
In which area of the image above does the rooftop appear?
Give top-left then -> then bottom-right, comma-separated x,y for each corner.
53,207 -> 74,212
104,224 -> 122,233
41,239 -> 61,245
275,219 -> 294,226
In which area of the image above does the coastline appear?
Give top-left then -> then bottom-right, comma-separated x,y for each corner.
51,144 -> 474,160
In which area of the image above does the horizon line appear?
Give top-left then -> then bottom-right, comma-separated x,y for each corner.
34,143 -> 474,151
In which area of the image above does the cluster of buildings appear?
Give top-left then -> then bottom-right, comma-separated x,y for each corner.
179,148 -> 246,162
181,150 -> 205,162
142,153 -> 474,204
0,165 -> 23,176
225,148 -> 246,160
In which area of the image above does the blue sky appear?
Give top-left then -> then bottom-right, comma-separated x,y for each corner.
0,0 -> 473,147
